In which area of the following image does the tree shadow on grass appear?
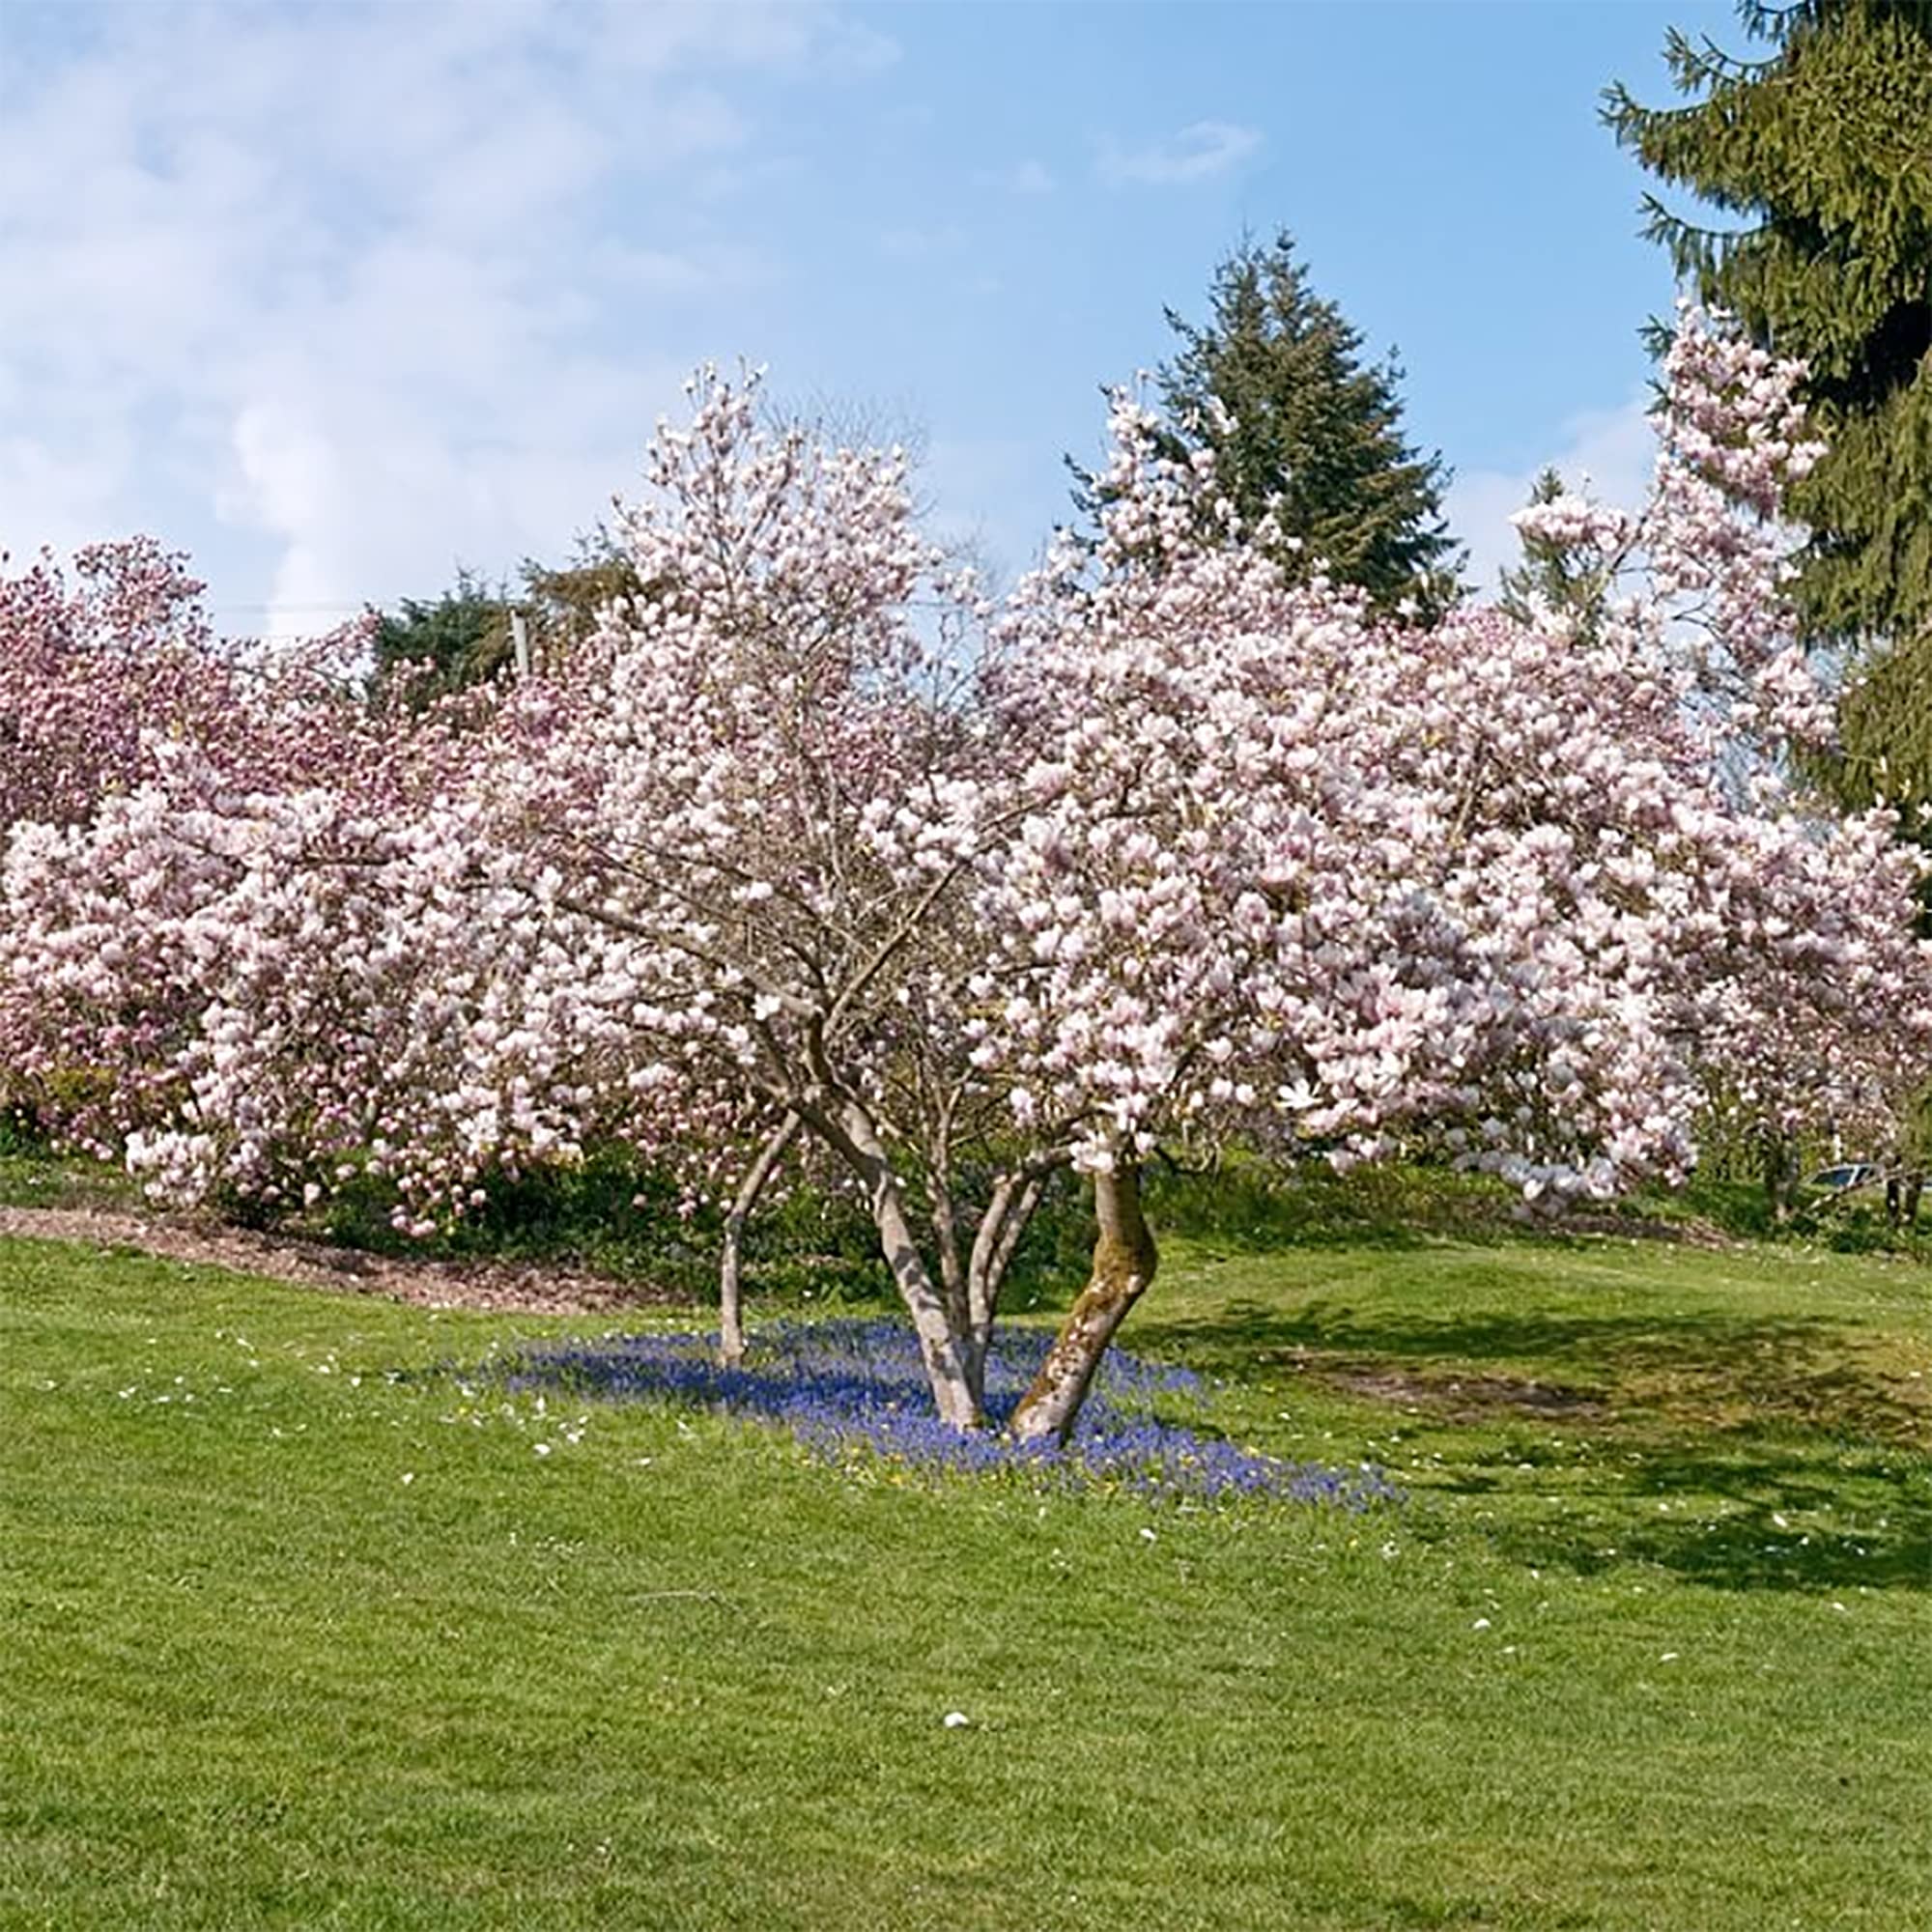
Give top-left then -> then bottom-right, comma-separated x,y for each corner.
1134,1295 -> 1917,1426
1133,1296 -> 1932,1593
1496,1444 -> 1932,1593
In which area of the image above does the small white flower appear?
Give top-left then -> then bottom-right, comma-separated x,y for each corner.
400,1472 -> 415,1486
1471,1617 -> 1492,1631
943,1711 -> 971,1729
533,1442 -> 553,1457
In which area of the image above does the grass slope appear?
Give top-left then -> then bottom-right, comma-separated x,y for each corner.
3,1220 -> 1929,1929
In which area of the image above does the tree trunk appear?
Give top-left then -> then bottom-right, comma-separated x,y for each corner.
1889,1169 -> 1923,1233
837,1101 -> 985,1430
717,1112 -> 799,1367
1009,1160 -> 1157,1447
1763,1129 -> 1799,1226
961,1164 -> 1054,1394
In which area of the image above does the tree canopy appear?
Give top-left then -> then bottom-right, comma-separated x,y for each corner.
5,319 -> 1925,1438
1605,0 -> 1932,810
1094,231 -> 1461,620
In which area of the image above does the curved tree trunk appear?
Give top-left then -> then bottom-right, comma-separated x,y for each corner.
1009,1160 -> 1156,1446
717,1111 -> 800,1367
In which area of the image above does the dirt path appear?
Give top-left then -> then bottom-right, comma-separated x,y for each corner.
0,1203 -> 680,1316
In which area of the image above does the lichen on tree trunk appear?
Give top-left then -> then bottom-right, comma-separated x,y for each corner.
1008,1159 -> 1157,1447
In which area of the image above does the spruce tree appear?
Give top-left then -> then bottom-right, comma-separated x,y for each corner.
1126,231 -> 1461,620
1606,1 -> 1932,810
1497,468 -> 1614,633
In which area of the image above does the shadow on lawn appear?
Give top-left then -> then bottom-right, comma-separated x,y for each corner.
1137,1295 -> 1925,1434
1498,1444 -> 1932,1594
1133,1296 -> 1932,1593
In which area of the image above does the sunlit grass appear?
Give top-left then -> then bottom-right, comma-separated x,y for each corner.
4,1217 -> 1930,1928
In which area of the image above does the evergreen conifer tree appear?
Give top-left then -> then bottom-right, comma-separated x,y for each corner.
1104,231 -> 1461,620
1497,468 -> 1614,633
1606,1 -> 1932,810
371,570 -> 512,703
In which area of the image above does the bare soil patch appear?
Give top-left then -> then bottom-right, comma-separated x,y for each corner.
1322,1364 -> 1607,1420
0,1204 -> 682,1316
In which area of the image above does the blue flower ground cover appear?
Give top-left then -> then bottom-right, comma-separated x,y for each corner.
500,1317 -> 1398,1507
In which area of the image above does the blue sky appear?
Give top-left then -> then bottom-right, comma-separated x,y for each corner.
0,0 -> 1739,634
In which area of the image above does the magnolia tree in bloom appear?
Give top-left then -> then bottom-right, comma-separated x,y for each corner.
0,539 -> 244,831
954,312 -> 1926,1435
1505,308 -> 1932,1209
0,560 -> 528,1202
5,312 -> 1928,1441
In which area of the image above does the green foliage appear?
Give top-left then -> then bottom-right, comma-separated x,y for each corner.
371,537 -> 645,703
0,1103 -> 48,1160
1092,231 -> 1462,619
369,568 -> 513,702
1606,3 -> 1932,808
311,1147 -> 892,1305
1496,467 -> 1613,631
6,1225 -> 1932,1925
1144,1154 -> 1523,1250
517,529 -> 646,672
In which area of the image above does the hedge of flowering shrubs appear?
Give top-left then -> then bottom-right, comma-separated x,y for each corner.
3,308 -> 1928,1441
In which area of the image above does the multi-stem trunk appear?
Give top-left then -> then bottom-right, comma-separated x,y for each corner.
782,1084 -> 1057,1430
835,1100 -> 986,1430
1008,1159 -> 1157,1447
962,1161 -> 1055,1395
717,1112 -> 800,1367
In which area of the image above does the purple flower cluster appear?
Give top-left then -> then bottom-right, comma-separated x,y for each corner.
499,1318 -> 1399,1508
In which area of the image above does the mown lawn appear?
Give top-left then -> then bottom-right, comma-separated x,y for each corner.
3,1217 -> 1929,1929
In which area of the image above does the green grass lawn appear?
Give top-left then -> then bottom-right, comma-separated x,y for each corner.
4,1214 -> 1930,1929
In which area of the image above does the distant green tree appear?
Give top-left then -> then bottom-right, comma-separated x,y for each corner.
1118,230 -> 1461,619
370,569 -> 512,703
1497,468 -> 1615,633
372,537 -> 647,701
518,530 -> 644,671
1605,1 -> 1932,811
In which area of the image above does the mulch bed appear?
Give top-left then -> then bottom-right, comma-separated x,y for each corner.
0,1204 -> 682,1316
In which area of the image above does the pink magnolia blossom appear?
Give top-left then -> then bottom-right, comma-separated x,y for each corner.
5,313 -> 1925,1441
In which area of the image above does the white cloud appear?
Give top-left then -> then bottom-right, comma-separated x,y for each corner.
1098,120 -> 1262,187
0,0 -> 886,634
1448,393 -> 1656,603
0,427 -> 137,565
591,241 -> 768,297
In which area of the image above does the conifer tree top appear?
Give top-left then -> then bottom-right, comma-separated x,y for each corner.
1605,0 -> 1932,673
1149,231 -> 1461,621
